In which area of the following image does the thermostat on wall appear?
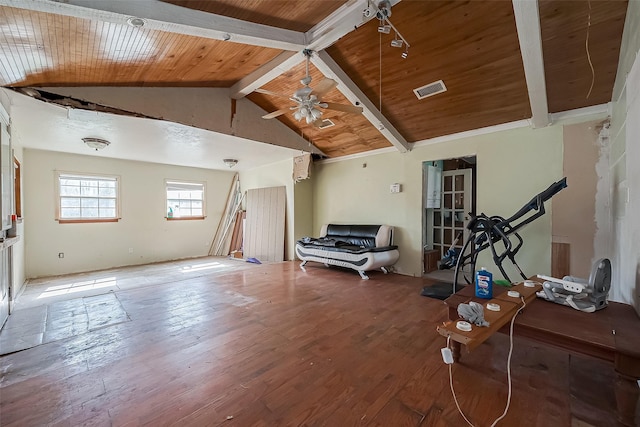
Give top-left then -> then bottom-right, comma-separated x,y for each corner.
390,183 -> 402,193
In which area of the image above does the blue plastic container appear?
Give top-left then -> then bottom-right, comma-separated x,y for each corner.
475,267 -> 493,299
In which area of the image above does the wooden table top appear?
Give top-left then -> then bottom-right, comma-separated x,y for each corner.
444,281 -> 640,363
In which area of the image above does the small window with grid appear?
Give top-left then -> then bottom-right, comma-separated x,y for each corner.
166,180 -> 205,220
56,172 -> 120,223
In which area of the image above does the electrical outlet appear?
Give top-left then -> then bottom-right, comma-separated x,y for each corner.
58,252 -> 64,258
128,248 -> 134,254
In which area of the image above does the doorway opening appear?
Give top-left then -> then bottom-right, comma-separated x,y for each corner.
422,156 -> 476,284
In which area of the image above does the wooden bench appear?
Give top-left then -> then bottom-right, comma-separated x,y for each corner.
437,282 -> 640,426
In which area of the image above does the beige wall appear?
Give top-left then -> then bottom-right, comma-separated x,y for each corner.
293,175 -> 314,244
553,121 -> 601,276
23,149 -> 234,278
609,0 -> 640,307
313,125 -> 564,279
239,158 -> 296,260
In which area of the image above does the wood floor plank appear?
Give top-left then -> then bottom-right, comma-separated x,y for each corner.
0,259 -> 620,426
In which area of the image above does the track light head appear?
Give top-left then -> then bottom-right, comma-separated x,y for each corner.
390,38 -> 403,48
378,24 -> 391,34
401,50 -> 408,59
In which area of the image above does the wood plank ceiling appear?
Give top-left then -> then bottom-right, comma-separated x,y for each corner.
0,0 -> 629,158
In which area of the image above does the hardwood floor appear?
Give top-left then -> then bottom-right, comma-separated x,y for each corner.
0,260 -> 616,426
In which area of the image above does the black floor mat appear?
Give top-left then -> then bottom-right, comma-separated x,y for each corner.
420,282 -> 466,300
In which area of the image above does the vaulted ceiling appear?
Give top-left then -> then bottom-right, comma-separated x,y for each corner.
0,0 -> 629,159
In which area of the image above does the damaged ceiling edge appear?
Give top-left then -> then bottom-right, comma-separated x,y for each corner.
12,87 -> 326,156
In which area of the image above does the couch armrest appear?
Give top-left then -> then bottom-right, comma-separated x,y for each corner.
376,225 -> 394,247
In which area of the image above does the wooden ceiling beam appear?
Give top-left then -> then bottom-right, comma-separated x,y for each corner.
231,1 -> 403,99
2,0 -> 305,51
306,0 -> 402,51
230,51 -> 305,100
312,50 -> 410,153
512,0 -> 550,128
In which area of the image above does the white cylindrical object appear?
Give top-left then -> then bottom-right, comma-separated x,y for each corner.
456,321 -> 472,331
486,302 -> 501,311
507,290 -> 521,298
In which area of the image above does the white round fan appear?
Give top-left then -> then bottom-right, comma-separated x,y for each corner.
257,50 -> 363,126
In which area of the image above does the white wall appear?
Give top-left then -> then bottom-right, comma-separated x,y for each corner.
609,0 -> 640,307
240,158 -> 297,260
313,125 -> 564,279
23,149 -> 234,278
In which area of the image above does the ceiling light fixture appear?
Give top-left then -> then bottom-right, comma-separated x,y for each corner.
390,37 -> 403,48
365,0 -> 410,59
223,159 -> 238,168
82,137 -> 110,151
126,17 -> 146,28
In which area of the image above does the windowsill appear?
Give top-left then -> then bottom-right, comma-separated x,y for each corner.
57,218 -> 120,224
165,216 -> 205,221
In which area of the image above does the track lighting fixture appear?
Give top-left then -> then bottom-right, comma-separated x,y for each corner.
365,0 -> 410,59
390,37 -> 403,48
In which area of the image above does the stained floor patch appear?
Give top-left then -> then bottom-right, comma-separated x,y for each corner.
0,292 -> 130,355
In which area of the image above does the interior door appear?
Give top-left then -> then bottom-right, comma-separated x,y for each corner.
431,169 -> 472,263
0,247 -> 8,329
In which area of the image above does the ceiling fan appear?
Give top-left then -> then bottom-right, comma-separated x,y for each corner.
257,49 -> 363,126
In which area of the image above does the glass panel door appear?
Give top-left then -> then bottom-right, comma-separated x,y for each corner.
431,169 -> 472,263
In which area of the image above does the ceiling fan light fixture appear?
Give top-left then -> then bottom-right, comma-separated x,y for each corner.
223,159 -> 238,168
378,25 -> 391,34
310,108 -> 322,120
82,137 -> 110,151
401,50 -> 409,59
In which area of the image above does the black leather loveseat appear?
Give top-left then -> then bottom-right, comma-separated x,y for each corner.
295,224 -> 400,279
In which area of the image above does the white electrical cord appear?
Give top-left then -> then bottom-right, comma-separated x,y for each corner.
448,296 -> 527,427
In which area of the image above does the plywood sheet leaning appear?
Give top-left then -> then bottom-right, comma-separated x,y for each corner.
244,186 -> 286,262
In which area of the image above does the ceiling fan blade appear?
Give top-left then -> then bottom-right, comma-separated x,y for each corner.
262,108 -> 291,119
254,88 -> 291,99
323,102 -> 364,114
313,78 -> 338,96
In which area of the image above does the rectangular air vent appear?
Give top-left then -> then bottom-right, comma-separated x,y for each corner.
413,80 -> 447,100
317,119 -> 335,129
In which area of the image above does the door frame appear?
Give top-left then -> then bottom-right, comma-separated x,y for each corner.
422,157 -> 476,274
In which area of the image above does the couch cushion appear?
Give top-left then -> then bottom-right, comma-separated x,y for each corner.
324,224 -> 381,248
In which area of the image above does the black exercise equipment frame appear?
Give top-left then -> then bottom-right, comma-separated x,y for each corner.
452,177 -> 568,293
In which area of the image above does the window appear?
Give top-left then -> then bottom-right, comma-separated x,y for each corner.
166,180 -> 205,220
56,172 -> 119,222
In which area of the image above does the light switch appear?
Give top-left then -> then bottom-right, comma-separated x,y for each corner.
390,183 -> 402,193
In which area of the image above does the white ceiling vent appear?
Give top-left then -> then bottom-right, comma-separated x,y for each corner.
317,119 -> 335,129
413,80 -> 447,100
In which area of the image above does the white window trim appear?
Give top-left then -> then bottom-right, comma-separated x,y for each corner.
165,179 -> 206,220
55,171 -> 121,222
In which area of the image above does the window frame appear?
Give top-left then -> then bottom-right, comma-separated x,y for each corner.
55,171 -> 121,223
165,179 -> 206,221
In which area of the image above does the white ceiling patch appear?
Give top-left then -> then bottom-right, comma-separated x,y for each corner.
413,80 -> 447,100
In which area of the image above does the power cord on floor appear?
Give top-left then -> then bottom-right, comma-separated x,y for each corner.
447,296 -> 527,427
